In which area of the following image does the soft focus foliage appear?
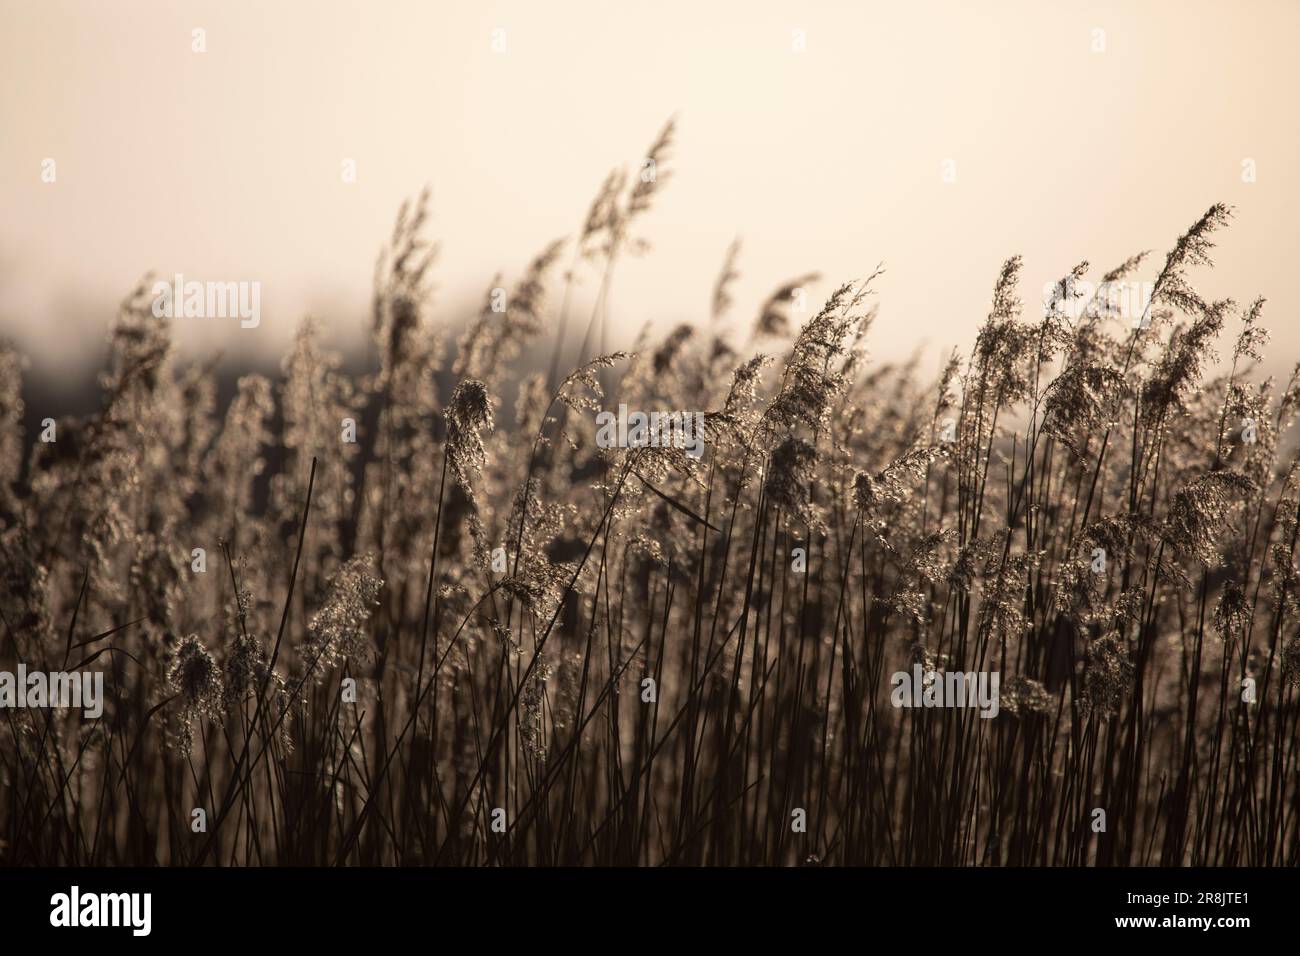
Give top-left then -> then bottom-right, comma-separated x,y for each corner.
1,131 -> 1297,866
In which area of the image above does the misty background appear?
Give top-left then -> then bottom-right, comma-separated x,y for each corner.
2,0 -> 1297,420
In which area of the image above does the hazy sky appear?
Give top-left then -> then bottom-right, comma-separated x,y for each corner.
2,0 -> 1297,381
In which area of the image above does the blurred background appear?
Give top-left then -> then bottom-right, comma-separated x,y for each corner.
2,0 -> 1297,401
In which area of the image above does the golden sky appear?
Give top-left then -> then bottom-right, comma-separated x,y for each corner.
2,0 -> 1297,377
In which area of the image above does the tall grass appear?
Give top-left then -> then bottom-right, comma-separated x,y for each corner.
2,122 -> 1298,866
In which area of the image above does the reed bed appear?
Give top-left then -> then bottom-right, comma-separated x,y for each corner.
2,121 -> 1298,866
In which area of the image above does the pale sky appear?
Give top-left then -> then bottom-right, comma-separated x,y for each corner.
2,0 -> 1297,381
